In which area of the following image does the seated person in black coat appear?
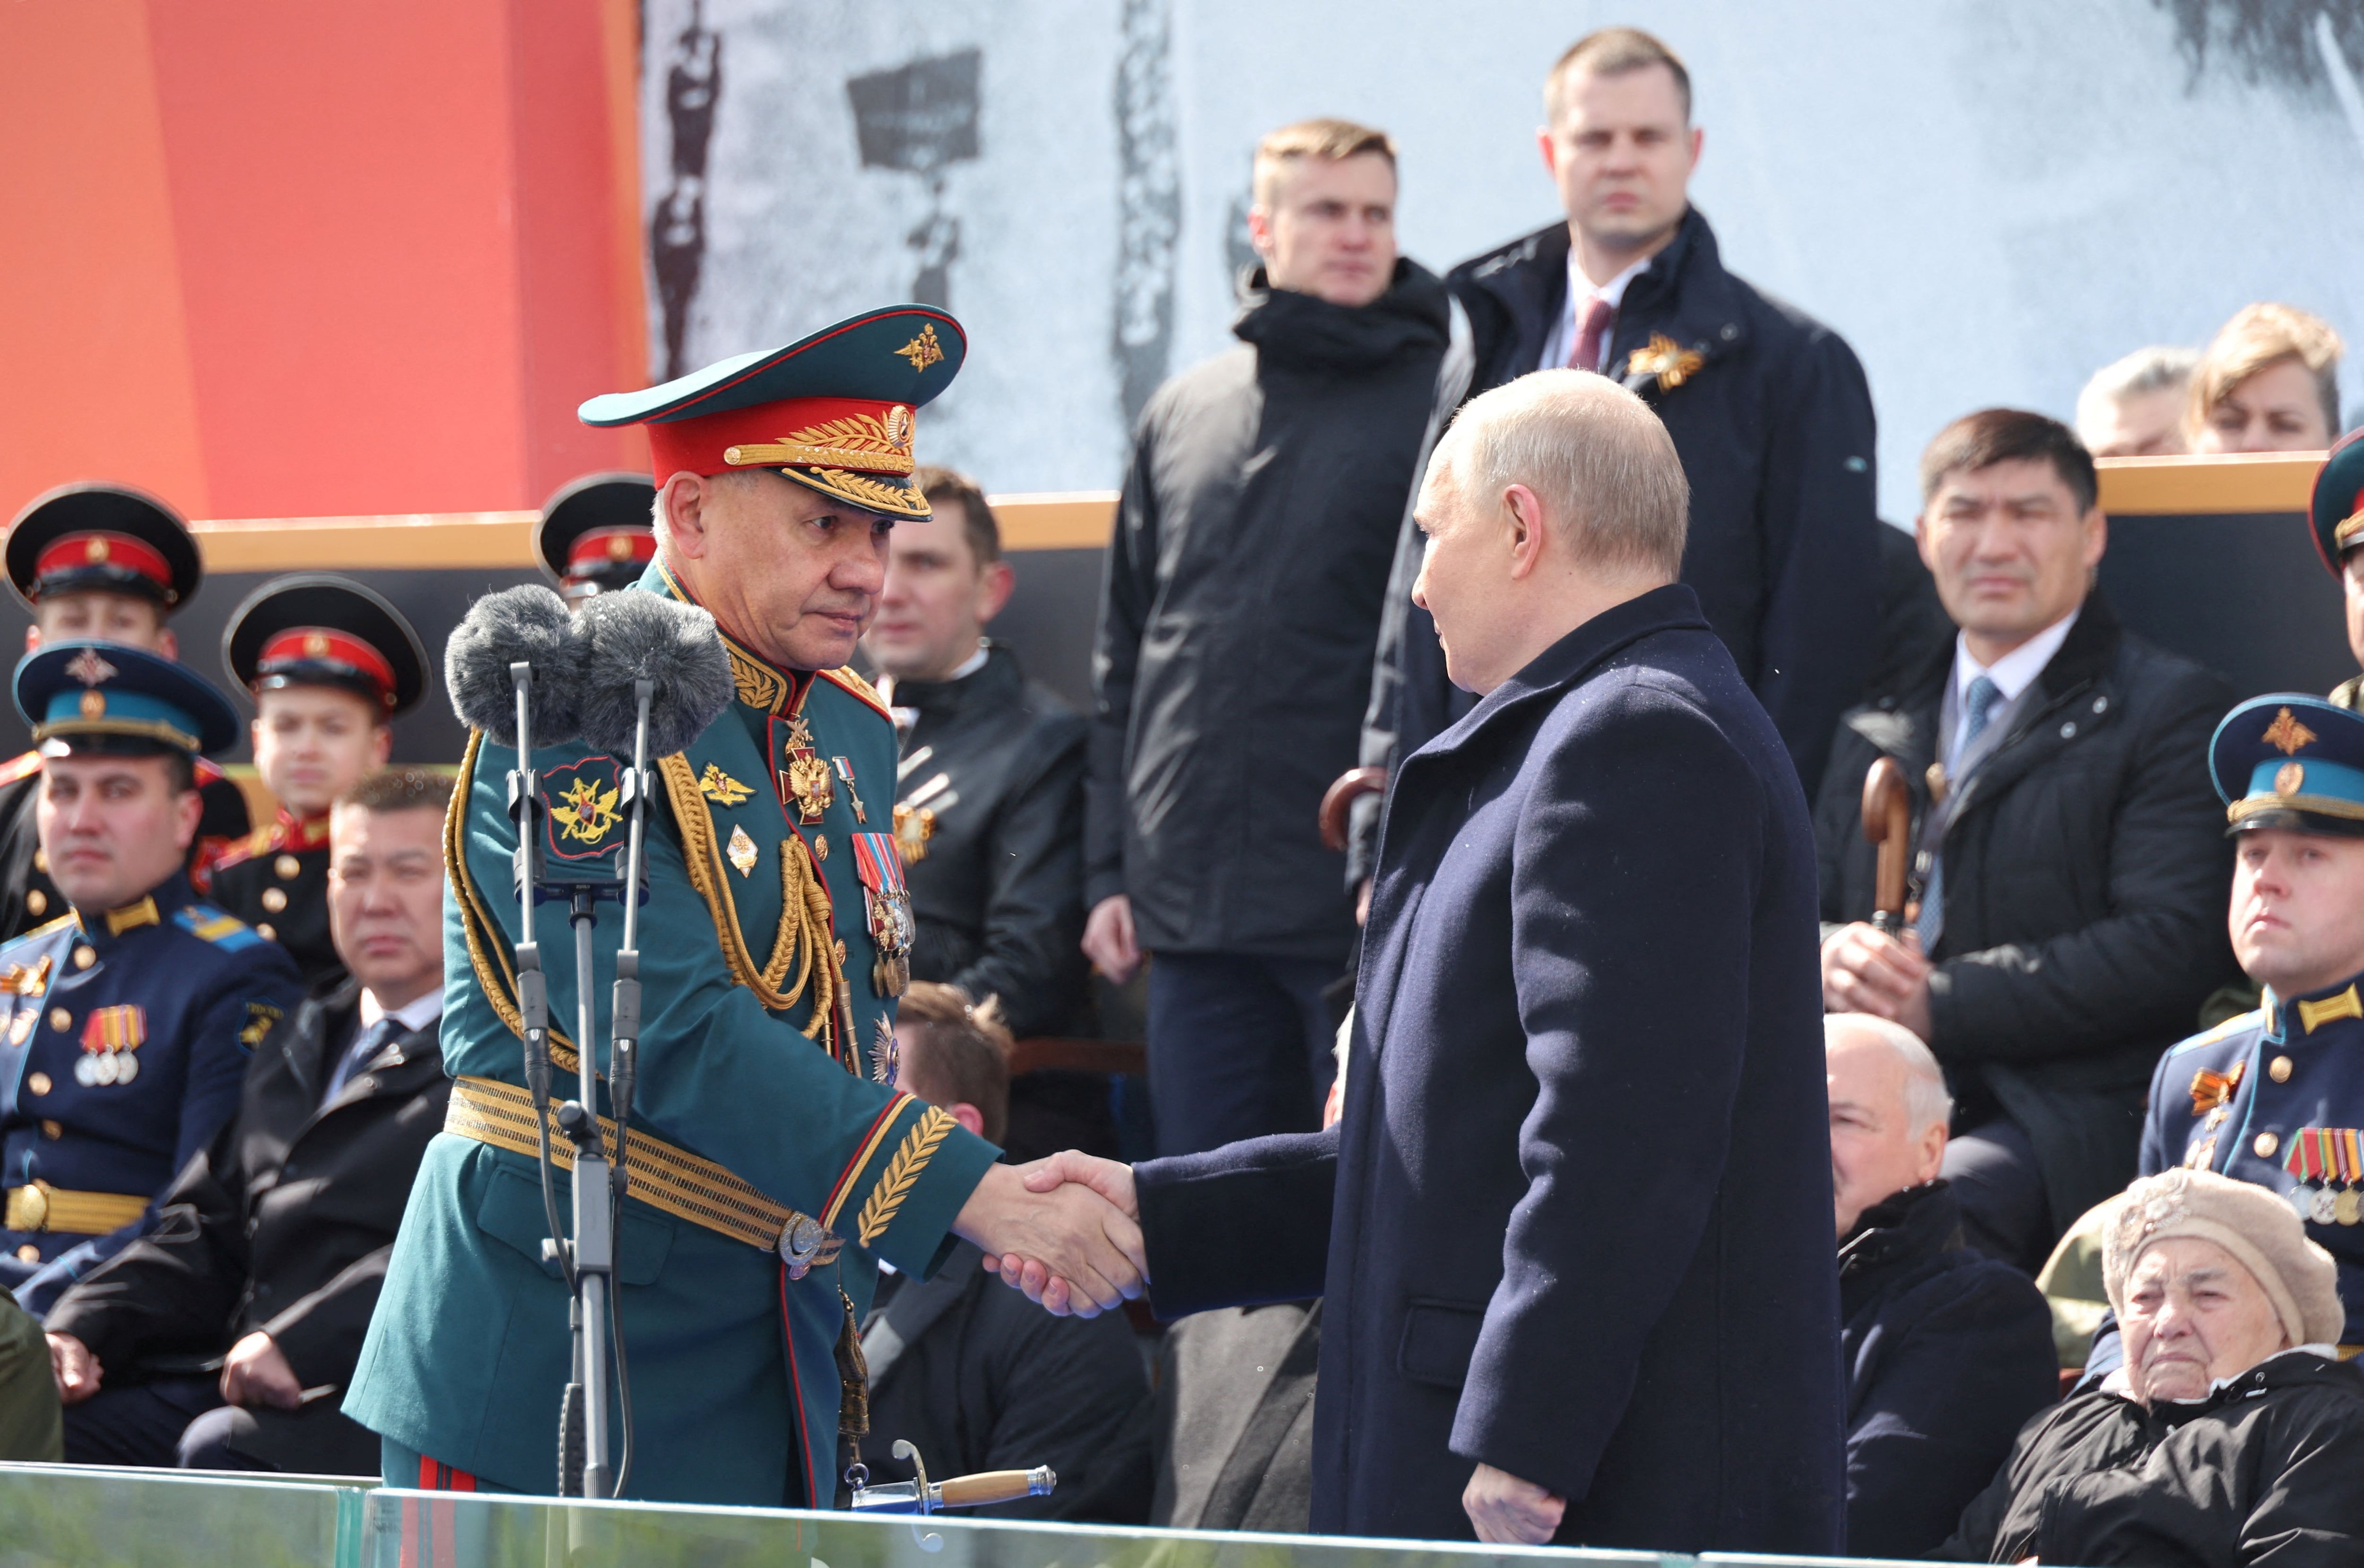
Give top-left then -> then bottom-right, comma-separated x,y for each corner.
1825,1013 -> 2056,1558
1942,1169 -> 2363,1565
855,984 -> 1149,1521
861,468 -> 1102,1163
44,769 -> 455,1474
1817,410 -> 2237,1271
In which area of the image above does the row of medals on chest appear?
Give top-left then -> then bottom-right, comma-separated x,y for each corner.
9,940 -> 140,1088
2191,1055 -> 2364,1225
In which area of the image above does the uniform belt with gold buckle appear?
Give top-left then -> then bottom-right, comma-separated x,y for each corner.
443,1075 -> 843,1275
3,1180 -> 148,1236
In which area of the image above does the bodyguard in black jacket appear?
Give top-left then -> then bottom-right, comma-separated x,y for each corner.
44,771 -> 453,1474
1086,125 -> 1454,1155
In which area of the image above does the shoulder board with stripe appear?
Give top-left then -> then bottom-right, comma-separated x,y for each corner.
173,903 -> 264,951
2163,1008 -> 2264,1058
818,666 -> 891,719
0,751 -> 41,788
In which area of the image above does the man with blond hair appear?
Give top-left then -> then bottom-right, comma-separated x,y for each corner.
1086,116 -> 1463,1157
1010,371 -> 1843,1552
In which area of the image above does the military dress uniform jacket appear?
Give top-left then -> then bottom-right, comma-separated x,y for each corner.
348,565 -> 999,1505
45,980 -> 447,1475
2140,975 -> 2364,1345
0,872 -> 304,1309
209,812 -> 340,994
1134,587 -> 1845,1552
0,752 -> 252,944
891,645 -> 1089,1039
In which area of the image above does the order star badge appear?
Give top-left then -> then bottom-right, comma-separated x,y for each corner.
1625,333 -> 1706,392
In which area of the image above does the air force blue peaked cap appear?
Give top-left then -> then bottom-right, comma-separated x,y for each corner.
14,641 -> 242,760
577,306 -> 965,521
2213,693 -> 2364,838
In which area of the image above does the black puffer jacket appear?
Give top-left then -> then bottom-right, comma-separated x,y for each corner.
1814,594 -> 2239,1237
890,645 -> 1089,1039
1088,261 -> 1450,960
1837,1181 -> 2058,1559
1939,1352 -> 2364,1565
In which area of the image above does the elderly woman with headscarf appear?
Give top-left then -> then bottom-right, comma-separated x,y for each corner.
1941,1168 -> 2364,1565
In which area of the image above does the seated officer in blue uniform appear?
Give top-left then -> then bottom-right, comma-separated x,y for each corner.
0,643 -> 305,1316
2135,693 -> 2364,1353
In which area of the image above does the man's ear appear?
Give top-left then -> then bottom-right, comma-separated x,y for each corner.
154,626 -> 178,662
947,1102 -> 986,1140
1913,512 -> 1937,576
2080,505 -> 2109,572
173,776 -> 206,851
1246,203 -> 1276,263
660,472 -> 712,560
21,624 -> 36,656
1535,125 -> 1558,179
976,560 -> 1016,625
1502,483 -> 1548,581
369,722 -> 394,769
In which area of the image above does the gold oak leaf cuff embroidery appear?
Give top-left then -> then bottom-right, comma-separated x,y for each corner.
854,1105 -> 956,1247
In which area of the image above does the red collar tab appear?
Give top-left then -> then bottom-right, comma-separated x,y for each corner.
275,808 -> 332,849
34,531 -> 173,594
257,626 -> 397,706
644,396 -> 917,485
566,526 -> 658,572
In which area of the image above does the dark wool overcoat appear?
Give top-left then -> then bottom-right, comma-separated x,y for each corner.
1136,586 -> 1844,1552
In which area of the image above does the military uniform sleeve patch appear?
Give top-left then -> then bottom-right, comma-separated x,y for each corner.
240,1000 -> 284,1048
174,904 -> 262,950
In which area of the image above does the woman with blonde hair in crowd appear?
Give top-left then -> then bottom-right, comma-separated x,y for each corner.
2187,302 -> 2344,452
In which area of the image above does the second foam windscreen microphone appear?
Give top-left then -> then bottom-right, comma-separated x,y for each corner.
573,592 -> 734,757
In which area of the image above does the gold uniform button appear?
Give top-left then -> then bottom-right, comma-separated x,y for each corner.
40,1120 -> 62,1140
274,855 -> 302,880
14,1244 -> 36,1264
24,889 -> 44,916
256,923 -> 277,943
833,938 -> 848,966
72,946 -> 94,970
47,1008 -> 69,1033
31,850 -> 46,874
24,1072 -> 49,1096
813,834 -> 830,862
2255,1131 -> 2281,1159
260,887 -> 288,913
2271,1056 -> 2294,1083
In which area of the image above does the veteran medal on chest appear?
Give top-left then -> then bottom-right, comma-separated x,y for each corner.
849,832 -> 913,998
2283,1127 -> 2364,1226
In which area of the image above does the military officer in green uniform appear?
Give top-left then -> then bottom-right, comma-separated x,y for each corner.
347,307 -> 1145,1505
0,485 -> 252,941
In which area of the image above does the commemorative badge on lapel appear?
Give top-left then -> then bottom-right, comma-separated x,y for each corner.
1625,333 -> 1705,393
76,1005 -> 146,1086
849,832 -> 913,998
543,755 -> 626,866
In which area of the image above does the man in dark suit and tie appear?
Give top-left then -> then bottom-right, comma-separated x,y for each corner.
999,370 -> 1843,1553
44,767 -> 454,1473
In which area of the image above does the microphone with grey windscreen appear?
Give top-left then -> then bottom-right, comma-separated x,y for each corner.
445,583 -> 586,746
573,591 -> 734,757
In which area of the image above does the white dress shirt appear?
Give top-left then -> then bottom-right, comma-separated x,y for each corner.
1537,251 -> 1652,373
1946,606 -> 2080,761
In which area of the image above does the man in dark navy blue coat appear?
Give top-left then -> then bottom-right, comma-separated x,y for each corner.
998,370 -> 1843,1552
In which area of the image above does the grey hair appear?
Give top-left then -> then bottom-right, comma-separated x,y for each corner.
2074,345 -> 2199,445
1434,369 -> 1688,579
1825,1013 -> 1952,1136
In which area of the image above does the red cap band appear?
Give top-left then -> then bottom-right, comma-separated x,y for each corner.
258,626 -> 398,704
34,531 -> 173,592
644,396 -> 916,482
566,527 -> 658,572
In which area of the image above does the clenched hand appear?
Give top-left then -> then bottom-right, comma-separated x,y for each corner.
1463,1462 -> 1565,1544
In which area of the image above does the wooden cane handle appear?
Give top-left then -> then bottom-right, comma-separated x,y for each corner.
1318,766 -> 1389,853
936,1469 -> 1048,1508
1860,757 -> 1912,929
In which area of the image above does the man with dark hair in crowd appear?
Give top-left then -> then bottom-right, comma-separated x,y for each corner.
865,468 -> 1100,1160
856,982 -> 1149,1520
1818,409 -> 2237,1273
44,768 -> 452,1473
1825,1013 -> 2057,1559
0,647 -> 304,1317
0,485 -> 252,941
1363,24 -> 1877,840
1086,117 -> 1457,1156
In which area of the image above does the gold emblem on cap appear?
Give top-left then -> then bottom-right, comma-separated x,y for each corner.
86,538 -> 110,563
304,632 -> 331,658
62,649 -> 117,688
607,534 -> 635,560
2263,706 -> 2318,756
883,405 -> 913,449
2277,762 -> 2305,795
895,323 -> 945,371
78,690 -> 105,720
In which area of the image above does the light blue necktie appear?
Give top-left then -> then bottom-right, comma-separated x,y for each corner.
1913,675 -> 2001,953
322,1016 -> 403,1107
